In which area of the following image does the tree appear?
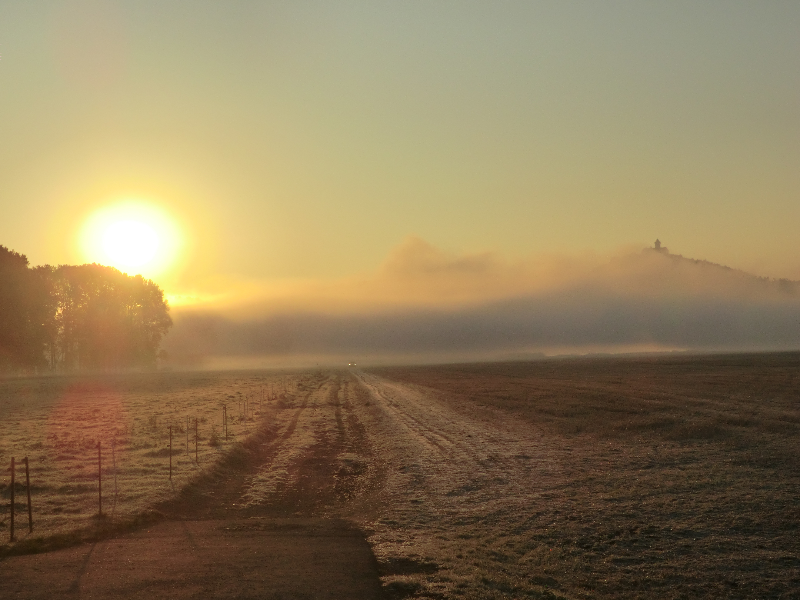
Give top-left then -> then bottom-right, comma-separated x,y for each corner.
52,264 -> 172,370
0,244 -> 172,372
0,246 -> 52,371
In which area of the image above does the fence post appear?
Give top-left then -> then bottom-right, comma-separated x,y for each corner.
97,442 -> 102,516
111,440 -> 118,507
10,457 -> 15,542
186,416 -> 189,455
24,457 -> 32,533
195,418 -> 198,463
169,426 -> 172,480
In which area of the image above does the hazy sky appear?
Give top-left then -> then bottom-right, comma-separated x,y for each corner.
2,2 -> 799,362
2,2 -> 799,282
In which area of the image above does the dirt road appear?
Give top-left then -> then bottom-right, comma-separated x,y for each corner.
355,372 -> 570,598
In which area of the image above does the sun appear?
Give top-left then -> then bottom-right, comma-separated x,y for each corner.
80,201 -> 181,277
102,220 -> 160,268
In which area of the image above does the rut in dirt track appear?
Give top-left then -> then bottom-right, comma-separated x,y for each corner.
354,371 -> 570,598
159,372 -> 379,520
158,380 -> 314,519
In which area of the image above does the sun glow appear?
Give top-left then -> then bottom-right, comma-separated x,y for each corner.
80,201 -> 181,277
102,220 -> 159,268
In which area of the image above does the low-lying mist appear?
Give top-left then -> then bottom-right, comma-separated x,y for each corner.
161,238 -> 800,367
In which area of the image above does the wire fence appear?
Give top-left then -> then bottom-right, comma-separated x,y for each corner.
1,383 -> 287,544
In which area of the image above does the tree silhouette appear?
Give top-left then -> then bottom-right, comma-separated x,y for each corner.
0,246 -> 172,372
0,246 -> 50,370
52,264 -> 172,370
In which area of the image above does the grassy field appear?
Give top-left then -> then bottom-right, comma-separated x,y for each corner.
369,352 -> 800,598
0,369 -> 299,549
1,354 -> 798,598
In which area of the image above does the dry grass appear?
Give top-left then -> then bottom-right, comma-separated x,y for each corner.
0,369 -> 298,551
368,353 -> 800,599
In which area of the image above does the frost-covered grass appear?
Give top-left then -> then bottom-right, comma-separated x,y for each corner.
366,354 -> 800,599
0,370 -> 296,543
2,356 -> 798,598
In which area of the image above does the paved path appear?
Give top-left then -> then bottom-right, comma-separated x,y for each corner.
0,518 -> 381,599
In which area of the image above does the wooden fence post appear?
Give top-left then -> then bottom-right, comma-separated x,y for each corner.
169,426 -> 172,480
24,457 -> 32,533
111,440 -> 118,507
97,442 -> 102,516
10,457 -> 15,542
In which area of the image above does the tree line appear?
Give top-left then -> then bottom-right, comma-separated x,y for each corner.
0,245 -> 172,372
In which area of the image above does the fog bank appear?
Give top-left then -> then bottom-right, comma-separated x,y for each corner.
161,240 -> 800,367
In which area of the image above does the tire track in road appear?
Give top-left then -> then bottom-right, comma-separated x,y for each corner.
361,376 -> 458,458
354,371 -> 569,599
237,376 -> 333,510
327,376 -> 384,517
162,374 -> 325,519
357,371 -> 547,485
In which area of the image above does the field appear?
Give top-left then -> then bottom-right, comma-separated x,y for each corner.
366,353 -> 800,598
0,370 -> 298,541
1,353 -> 799,599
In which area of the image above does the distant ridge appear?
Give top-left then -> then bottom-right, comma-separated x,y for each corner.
644,241 -> 799,295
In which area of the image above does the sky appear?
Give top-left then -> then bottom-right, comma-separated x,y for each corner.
1,1 -> 799,364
